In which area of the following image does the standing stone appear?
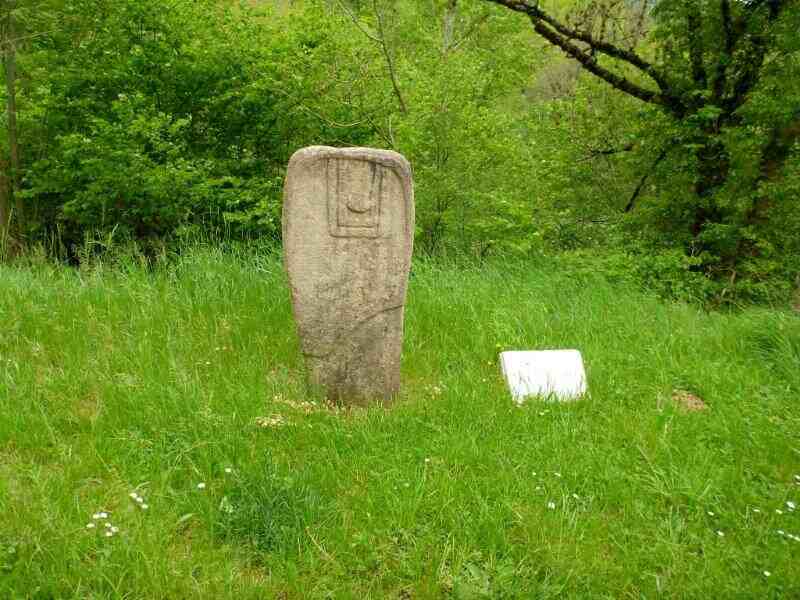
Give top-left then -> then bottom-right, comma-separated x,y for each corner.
282,146 -> 414,404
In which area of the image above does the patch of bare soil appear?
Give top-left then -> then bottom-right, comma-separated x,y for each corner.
672,389 -> 709,412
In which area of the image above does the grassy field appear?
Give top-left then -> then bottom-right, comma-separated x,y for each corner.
1,248 -> 799,599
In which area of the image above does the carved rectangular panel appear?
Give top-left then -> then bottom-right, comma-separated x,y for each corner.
327,158 -> 384,238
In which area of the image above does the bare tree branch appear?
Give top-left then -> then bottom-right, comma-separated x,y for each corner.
624,146 -> 669,213
335,0 -> 381,43
530,16 -> 673,109
450,13 -> 490,52
485,0 -> 670,92
579,142 -> 635,162
483,0 -> 684,114
371,0 -> 408,114
442,0 -> 457,54
337,0 -> 407,114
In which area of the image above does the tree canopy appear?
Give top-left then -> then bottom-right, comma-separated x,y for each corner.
1,0 -> 798,302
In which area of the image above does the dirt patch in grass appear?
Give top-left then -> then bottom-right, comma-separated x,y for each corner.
672,390 -> 708,412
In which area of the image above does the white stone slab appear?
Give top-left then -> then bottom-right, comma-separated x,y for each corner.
499,350 -> 587,403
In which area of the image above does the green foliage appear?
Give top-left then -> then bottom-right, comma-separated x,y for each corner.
2,0 -> 798,302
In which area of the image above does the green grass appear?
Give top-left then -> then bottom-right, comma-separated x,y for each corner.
1,247 -> 799,599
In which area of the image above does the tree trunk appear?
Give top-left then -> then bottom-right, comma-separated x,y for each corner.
0,157 -> 9,247
3,0 -> 21,231
691,137 -> 729,237
442,0 -> 457,54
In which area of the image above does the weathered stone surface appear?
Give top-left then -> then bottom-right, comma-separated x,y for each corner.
499,350 -> 587,404
283,146 -> 414,404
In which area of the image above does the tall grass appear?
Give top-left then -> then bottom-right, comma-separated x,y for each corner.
1,247 -> 799,598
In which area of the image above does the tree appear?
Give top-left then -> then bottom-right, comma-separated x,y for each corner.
481,0 -> 800,282
0,0 -> 21,247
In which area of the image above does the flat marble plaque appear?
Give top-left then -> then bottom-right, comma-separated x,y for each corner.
499,350 -> 587,403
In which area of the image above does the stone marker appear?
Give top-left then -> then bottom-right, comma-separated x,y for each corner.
499,350 -> 587,404
283,146 -> 414,404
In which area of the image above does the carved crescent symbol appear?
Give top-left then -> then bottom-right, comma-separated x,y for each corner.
346,193 -> 371,213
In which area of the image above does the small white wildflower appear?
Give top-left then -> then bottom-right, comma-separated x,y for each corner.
110,526 -> 119,533
763,571 -> 771,577
197,482 -> 206,490
776,509 -> 784,515
255,414 -> 288,428
777,530 -> 785,535
794,475 -> 800,482
532,471 -> 537,476
104,522 -> 112,529
224,467 -> 233,473
86,523 -> 96,529
105,531 -> 113,538
708,511 -> 715,517
99,512 -> 108,519
787,501 -> 796,511
753,508 -> 761,513
716,530 -> 725,537
92,513 -> 102,520
129,492 -> 138,499
547,501 -> 556,510
135,496 -> 144,504
141,504 -> 149,510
